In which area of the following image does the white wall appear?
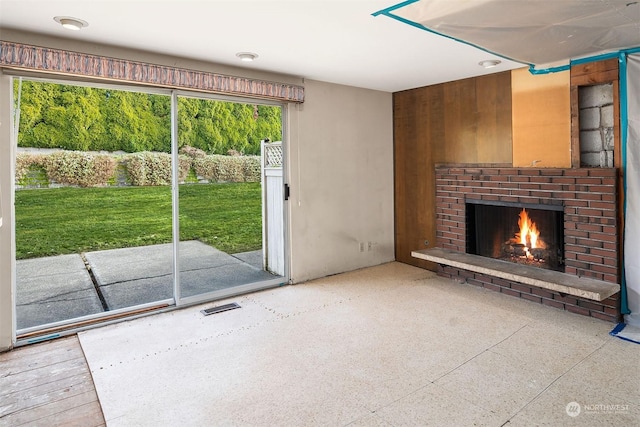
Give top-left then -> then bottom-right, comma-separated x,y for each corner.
287,80 -> 394,283
0,33 -> 395,350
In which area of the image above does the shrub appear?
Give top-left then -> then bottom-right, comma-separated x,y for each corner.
242,156 -> 261,182
179,145 -> 207,159
42,151 -> 116,187
92,155 -> 118,186
178,155 -> 192,182
193,155 -> 223,182
193,155 -> 261,183
15,153 -> 46,184
125,152 -> 169,186
124,152 -> 191,186
220,156 -> 245,182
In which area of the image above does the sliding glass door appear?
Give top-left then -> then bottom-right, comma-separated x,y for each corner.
13,77 -> 287,337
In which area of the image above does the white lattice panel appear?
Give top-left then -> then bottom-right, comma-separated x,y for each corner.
264,142 -> 283,168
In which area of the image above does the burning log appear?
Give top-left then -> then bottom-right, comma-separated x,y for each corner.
530,247 -> 546,261
512,243 -> 527,257
492,208 -> 562,271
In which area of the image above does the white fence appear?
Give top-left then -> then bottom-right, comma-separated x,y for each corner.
261,141 -> 285,276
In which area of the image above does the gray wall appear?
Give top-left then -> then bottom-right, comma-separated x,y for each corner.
287,80 -> 394,282
0,32 -> 394,350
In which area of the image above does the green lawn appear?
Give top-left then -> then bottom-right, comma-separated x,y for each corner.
15,183 -> 262,259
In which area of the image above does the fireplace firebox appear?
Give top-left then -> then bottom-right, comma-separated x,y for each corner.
466,200 -> 564,272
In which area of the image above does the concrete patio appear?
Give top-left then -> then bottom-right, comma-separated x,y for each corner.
16,241 -> 276,330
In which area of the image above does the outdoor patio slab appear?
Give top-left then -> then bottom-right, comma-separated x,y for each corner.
231,250 -> 263,270
16,254 -> 104,329
84,243 -> 174,284
14,243 -> 276,329
86,241 -> 275,310
97,275 -> 173,310
180,262 -> 275,298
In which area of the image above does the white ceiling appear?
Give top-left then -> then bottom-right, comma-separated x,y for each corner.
0,0 -> 525,92
393,0 -> 640,70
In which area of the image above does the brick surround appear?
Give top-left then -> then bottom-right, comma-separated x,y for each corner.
434,166 -> 621,322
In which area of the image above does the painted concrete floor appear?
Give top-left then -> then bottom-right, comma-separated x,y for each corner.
78,262 -> 639,426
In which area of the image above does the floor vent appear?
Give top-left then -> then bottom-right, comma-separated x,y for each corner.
200,302 -> 241,316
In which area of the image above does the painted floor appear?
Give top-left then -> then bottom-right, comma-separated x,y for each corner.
77,262 -> 640,426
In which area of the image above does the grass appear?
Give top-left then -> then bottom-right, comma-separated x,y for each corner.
15,183 -> 262,259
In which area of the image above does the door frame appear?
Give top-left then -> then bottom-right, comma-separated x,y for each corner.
7,75 -> 290,344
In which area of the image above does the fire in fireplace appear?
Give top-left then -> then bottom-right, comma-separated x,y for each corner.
466,200 -> 564,272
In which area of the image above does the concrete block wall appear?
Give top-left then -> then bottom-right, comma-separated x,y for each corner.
579,83 -> 614,167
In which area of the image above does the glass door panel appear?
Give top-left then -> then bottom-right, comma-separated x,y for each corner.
14,78 -> 173,332
175,94 -> 285,303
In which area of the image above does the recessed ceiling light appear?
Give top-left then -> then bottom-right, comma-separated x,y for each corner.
479,59 -> 501,68
236,52 -> 258,62
54,16 -> 88,31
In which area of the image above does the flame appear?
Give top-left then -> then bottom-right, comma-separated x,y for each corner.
517,208 -> 540,249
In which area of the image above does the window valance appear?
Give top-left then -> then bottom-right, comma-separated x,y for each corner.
0,41 -> 304,103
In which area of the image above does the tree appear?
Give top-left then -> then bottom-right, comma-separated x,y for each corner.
177,98 -> 282,155
16,82 -> 105,150
14,80 -> 282,154
103,91 -> 171,152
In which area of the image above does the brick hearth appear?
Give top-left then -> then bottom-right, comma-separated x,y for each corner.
434,166 -> 621,322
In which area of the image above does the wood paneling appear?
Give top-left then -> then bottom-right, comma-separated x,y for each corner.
511,68 -> 571,167
394,86 -> 440,269
571,59 -> 619,86
393,72 -> 512,269
476,73 -> 514,163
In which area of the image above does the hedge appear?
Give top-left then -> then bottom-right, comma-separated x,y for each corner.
15,149 -> 261,188
124,152 -> 192,186
43,151 -> 117,187
193,155 -> 260,183
16,153 -> 45,185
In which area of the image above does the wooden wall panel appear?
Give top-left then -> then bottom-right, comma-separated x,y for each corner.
478,73 -> 514,163
443,78 -> 478,162
394,71 -> 512,269
394,86 -> 440,269
511,68 -> 571,168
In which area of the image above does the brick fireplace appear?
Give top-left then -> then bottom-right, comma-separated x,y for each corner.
431,166 -> 621,322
